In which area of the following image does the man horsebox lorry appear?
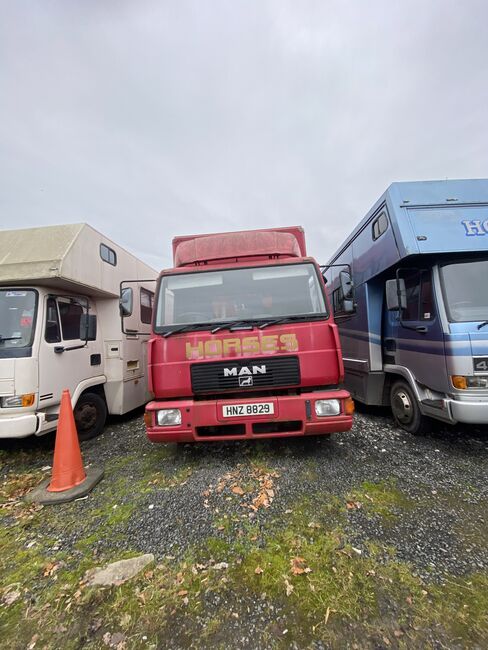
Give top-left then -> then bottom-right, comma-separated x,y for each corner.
0,223 -> 156,440
140,226 -> 354,443
324,178 -> 488,434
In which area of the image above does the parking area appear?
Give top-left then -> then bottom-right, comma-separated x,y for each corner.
1,409 -> 487,649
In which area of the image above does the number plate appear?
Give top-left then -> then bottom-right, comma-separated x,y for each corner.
473,357 -> 488,373
222,402 -> 275,418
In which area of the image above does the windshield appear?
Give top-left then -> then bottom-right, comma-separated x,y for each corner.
440,260 -> 488,322
0,290 -> 37,350
155,263 -> 327,330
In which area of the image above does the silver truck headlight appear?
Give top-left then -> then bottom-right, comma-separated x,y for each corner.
314,399 -> 340,417
1,394 -> 35,408
156,409 -> 182,426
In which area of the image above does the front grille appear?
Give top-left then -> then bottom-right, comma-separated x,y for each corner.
196,424 -> 246,437
252,420 -> 302,434
191,355 -> 300,394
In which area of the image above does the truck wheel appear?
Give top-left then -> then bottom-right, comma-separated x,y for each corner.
390,380 -> 430,435
74,392 -> 107,441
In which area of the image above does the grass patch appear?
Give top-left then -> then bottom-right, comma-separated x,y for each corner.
347,478 -> 414,520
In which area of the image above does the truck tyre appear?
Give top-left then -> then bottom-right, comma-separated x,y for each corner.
390,380 -> 430,435
74,392 -> 107,441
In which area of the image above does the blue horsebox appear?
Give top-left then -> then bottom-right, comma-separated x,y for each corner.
324,179 -> 488,433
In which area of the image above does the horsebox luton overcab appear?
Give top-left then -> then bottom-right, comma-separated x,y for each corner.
139,226 -> 354,443
324,178 -> 488,434
0,223 -> 157,440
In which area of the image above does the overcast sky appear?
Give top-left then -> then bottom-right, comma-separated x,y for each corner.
1,1 -> 487,270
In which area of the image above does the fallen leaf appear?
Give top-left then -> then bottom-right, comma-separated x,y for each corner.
291,557 -> 307,575
27,634 -> 39,649
212,562 -> 229,570
324,606 -> 331,625
3,590 -> 21,606
254,566 -> 264,575
393,630 -> 404,638
177,589 -> 188,597
231,485 -> 245,495
346,500 -> 362,510
284,578 -> 294,596
382,636 -> 391,646
406,595 -> 413,605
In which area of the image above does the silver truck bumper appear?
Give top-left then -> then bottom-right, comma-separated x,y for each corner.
449,399 -> 488,424
0,413 -> 38,438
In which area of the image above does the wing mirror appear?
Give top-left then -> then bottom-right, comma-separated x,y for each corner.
386,278 -> 407,311
79,314 -> 97,341
120,287 -> 133,317
339,270 -> 354,301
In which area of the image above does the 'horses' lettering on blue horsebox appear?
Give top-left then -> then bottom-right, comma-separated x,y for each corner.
461,220 -> 488,236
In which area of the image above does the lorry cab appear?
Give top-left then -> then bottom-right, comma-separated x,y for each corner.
145,227 -> 354,443
326,179 -> 488,434
0,286 -> 104,438
0,224 -> 156,440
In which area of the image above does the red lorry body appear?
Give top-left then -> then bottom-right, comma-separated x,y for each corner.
145,227 -> 353,442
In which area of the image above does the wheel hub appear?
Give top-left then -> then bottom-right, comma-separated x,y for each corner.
392,390 -> 413,425
75,403 -> 98,431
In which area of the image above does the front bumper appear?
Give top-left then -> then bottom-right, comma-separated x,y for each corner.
145,390 -> 353,443
0,412 -> 38,438
449,398 -> 488,424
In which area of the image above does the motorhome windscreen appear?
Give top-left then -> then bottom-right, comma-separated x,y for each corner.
155,263 -> 327,328
440,259 -> 488,323
0,290 -> 37,349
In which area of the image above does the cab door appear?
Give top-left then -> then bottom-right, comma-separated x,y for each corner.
385,269 -> 447,393
38,295 -> 103,414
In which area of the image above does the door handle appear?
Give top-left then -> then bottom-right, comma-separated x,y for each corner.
415,326 -> 428,333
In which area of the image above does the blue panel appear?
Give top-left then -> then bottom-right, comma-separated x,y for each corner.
406,206 -> 488,254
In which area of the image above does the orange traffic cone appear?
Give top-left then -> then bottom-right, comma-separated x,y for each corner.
48,389 -> 87,492
26,389 -> 104,505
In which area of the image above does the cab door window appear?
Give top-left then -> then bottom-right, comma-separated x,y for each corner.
45,298 -> 61,343
402,271 -> 434,322
58,299 -> 84,340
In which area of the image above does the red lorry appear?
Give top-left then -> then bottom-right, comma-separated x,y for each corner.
144,226 -> 354,442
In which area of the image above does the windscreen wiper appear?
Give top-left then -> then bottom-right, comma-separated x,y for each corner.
258,314 -> 326,329
162,324 -> 207,338
211,320 -> 256,334
0,335 -> 22,344
478,320 -> 488,330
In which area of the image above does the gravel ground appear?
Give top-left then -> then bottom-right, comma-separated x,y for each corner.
1,406 -> 487,649
84,406 -> 487,581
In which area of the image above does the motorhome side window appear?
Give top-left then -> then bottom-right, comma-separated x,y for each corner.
45,298 -> 61,343
100,243 -> 117,266
59,300 -> 84,340
372,212 -> 388,240
403,270 -> 434,321
140,288 -> 154,324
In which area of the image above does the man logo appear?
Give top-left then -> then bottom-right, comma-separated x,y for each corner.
239,376 -> 253,387
223,365 -> 267,377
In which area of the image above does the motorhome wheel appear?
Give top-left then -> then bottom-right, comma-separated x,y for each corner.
74,392 -> 107,441
390,380 -> 430,435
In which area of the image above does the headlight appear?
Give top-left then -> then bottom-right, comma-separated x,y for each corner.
452,375 -> 488,389
0,394 -> 35,408
156,409 -> 182,426
315,399 -> 341,417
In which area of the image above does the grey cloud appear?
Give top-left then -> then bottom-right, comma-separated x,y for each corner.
1,0 -> 487,270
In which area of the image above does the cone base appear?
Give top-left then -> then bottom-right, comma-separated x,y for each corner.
26,466 -> 104,505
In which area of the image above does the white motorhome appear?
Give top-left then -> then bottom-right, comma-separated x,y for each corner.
0,223 -> 157,440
